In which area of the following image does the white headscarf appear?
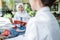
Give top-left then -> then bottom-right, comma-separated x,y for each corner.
16,3 -> 24,12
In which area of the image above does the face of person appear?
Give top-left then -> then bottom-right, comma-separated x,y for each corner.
18,5 -> 24,12
29,0 -> 43,10
29,0 -> 36,10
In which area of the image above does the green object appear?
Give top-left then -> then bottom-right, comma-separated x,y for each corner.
29,11 -> 36,17
24,4 -> 36,17
4,13 -> 12,18
24,4 -> 31,13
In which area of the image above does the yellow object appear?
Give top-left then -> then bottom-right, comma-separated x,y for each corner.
0,0 -> 2,9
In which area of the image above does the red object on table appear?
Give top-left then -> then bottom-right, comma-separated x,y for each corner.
2,29 -> 10,36
14,20 -> 27,26
14,20 -> 21,24
22,22 -> 27,26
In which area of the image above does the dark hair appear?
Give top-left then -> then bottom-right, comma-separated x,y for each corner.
41,0 -> 56,7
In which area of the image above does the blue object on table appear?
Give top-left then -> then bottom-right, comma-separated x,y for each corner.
18,26 -> 26,30
17,26 -> 26,35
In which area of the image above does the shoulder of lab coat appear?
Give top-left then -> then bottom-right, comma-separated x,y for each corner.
13,12 -> 19,20
35,10 -> 60,40
23,11 -> 31,18
23,17 -> 51,40
23,17 -> 37,40
23,10 -> 60,40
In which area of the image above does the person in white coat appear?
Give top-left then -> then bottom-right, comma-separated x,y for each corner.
5,3 -> 30,40
14,3 -> 30,22
22,0 -> 60,40
9,3 -> 30,24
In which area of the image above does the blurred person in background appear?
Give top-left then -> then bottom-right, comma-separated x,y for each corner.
5,3 -> 30,38
14,3 -> 30,23
12,3 -> 30,33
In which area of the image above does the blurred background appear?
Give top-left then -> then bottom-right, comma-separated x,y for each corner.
0,0 -> 60,26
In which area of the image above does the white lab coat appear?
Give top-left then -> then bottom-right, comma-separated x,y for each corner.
14,11 -> 30,22
5,7 -> 60,40
23,7 -> 60,40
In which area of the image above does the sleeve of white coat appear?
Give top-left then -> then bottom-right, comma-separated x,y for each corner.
26,13 -> 31,19
25,13 -> 31,22
13,13 -> 18,20
23,18 -> 37,40
35,16 -> 60,40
